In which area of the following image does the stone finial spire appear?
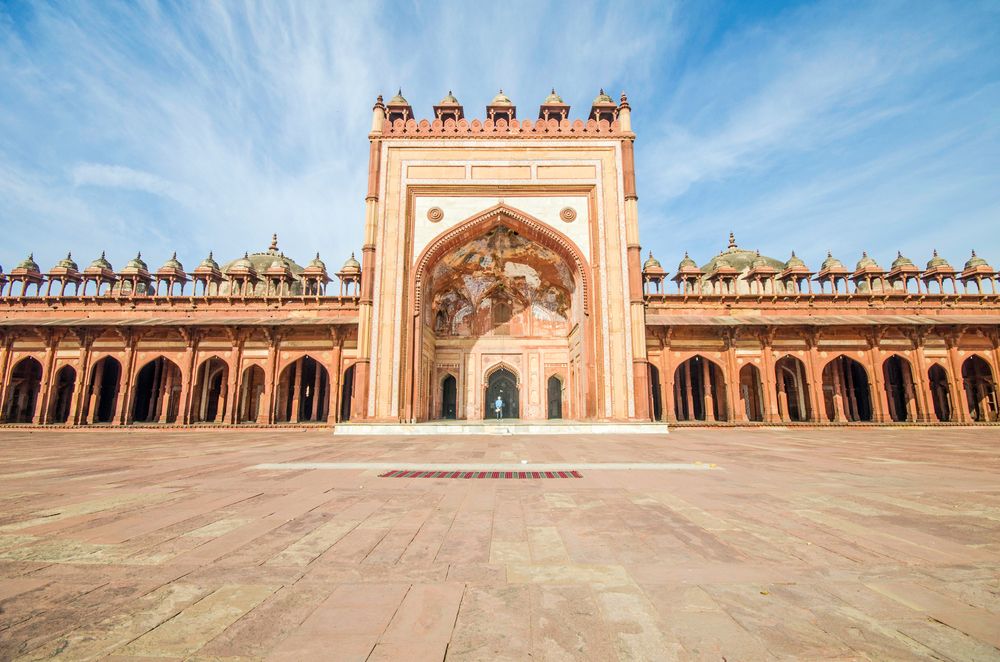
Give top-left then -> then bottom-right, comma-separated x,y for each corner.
617,91 -> 631,131
269,233 -> 278,252
728,232 -> 737,249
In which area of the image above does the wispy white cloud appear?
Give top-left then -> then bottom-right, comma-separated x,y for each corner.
0,0 -> 996,276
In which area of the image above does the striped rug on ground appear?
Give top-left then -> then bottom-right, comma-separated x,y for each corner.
378,470 -> 582,479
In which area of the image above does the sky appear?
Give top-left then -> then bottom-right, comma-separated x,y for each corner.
1,0 -> 998,276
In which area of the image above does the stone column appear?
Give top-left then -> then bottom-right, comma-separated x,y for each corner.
327,331 -> 343,424
225,332 -> 243,424
758,330 -> 781,423
86,356 -> 106,425
945,333 -> 970,423
260,329 -> 280,424
701,358 -> 715,422
830,358 -> 847,422
805,333 -> 826,422
33,331 -> 59,425
722,331 -> 741,423
290,358 -> 303,423
658,333 -> 676,423
902,367 -> 918,422
114,332 -> 138,425
310,360 -> 322,421
69,332 -> 92,425
158,363 -> 174,424
865,332 -> 890,423
911,335 -> 935,422
684,360 -> 694,420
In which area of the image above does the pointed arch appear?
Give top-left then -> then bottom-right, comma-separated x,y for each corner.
48,365 -> 77,424
412,203 -> 591,315
822,355 -> 872,422
191,356 -> 229,423
962,354 -> 997,422
275,354 -> 329,423
3,357 -> 43,423
882,354 -> 919,422
775,355 -> 811,422
672,354 -> 728,422
131,356 -> 182,423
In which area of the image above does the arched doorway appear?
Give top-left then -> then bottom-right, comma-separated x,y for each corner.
238,365 -> 265,423
191,357 -> 229,423
928,364 -> 952,422
739,364 -> 765,422
412,208 -> 592,423
672,355 -> 727,422
87,356 -> 121,424
822,356 -> 872,422
3,357 -> 43,423
883,355 -> 918,422
648,364 -> 662,421
485,367 -> 518,419
441,374 -> 457,419
775,356 -> 810,422
131,357 -> 182,423
340,364 -> 355,422
276,356 -> 329,423
962,355 -> 998,422
547,375 -> 563,420
48,366 -> 76,424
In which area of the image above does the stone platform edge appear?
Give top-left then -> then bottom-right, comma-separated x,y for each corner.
332,422 -> 670,436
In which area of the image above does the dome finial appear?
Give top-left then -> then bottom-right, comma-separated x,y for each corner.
728,232 -> 736,249
270,233 -> 278,252
971,249 -> 977,257
171,251 -> 177,259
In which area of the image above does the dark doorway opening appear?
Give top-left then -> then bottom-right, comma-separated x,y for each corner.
441,375 -> 457,419
547,375 -> 563,419
485,368 -> 518,419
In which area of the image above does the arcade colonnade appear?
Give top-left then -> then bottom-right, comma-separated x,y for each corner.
0,326 -> 361,426
648,326 -> 1000,424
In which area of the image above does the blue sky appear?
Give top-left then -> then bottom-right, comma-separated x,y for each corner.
1,0 -> 998,275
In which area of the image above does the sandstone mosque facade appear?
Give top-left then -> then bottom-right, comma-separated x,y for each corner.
1,89 -> 999,427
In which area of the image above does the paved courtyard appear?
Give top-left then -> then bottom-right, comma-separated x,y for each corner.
0,427 -> 998,661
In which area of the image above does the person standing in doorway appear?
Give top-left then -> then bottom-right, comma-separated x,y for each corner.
494,393 -> 504,420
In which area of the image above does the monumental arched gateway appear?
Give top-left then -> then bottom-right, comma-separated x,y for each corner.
407,205 -> 594,421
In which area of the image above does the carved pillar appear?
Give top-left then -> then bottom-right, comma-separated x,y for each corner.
805,331 -> 825,422
86,355 -> 106,425
34,330 -> 60,425
944,330 -> 970,423
310,358 -> 322,421
158,362 -> 174,424
659,328 -> 676,423
722,330 -> 741,422
830,357 -> 847,422
909,329 -> 934,422
684,360 -> 694,420
758,328 -> 781,423
290,357 -> 303,423
701,357 -> 715,422
865,329 -> 890,423
224,328 -> 243,424
327,328 -> 344,424
69,331 -> 94,425
261,328 -> 281,424
177,328 -> 200,425
114,329 -> 139,425
0,332 -> 14,416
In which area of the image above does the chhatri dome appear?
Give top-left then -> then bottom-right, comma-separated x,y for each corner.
593,88 -> 615,105
491,89 -> 513,106
891,251 -> 915,270
643,251 -> 662,271
340,252 -> 361,274
700,232 -> 784,274
855,251 -> 880,270
784,251 -> 806,269
221,234 -> 305,278
965,250 -> 991,270
55,252 -> 79,271
388,89 -> 408,106
926,249 -> 952,270
820,251 -> 846,271
543,89 -> 564,104
438,91 -> 459,105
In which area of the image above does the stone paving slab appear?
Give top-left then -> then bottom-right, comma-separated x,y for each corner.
0,427 -> 998,660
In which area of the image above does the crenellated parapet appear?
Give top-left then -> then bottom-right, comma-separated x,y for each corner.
374,89 -> 632,138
